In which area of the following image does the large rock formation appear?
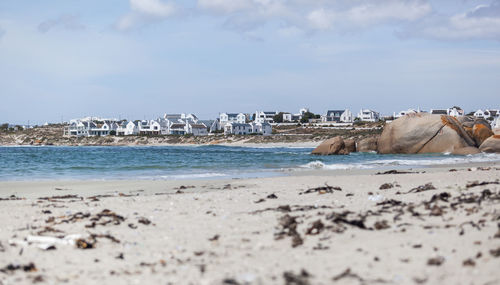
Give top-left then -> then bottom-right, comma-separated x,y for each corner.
377,113 -> 492,155
311,136 -> 349,155
357,136 -> 378,152
479,135 -> 500,153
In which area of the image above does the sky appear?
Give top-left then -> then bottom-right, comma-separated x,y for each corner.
0,0 -> 499,124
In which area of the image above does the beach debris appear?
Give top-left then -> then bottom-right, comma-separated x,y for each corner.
76,238 -> 95,249
36,226 -> 64,236
223,184 -> 232,190
449,169 -> 458,172
0,262 -> 37,273
379,183 -> 395,190
85,209 -> 125,228
254,199 -> 266,203
0,195 -> 25,201
326,211 -> 368,231
410,183 -> 436,193
209,234 -> 220,241
490,247 -> 500,257
20,234 -> 82,250
128,223 -> 137,229
466,180 -> 500,188
222,278 -> 241,285
306,220 -> 324,235
275,214 -> 303,247
283,269 -> 311,285
38,195 -> 83,202
138,217 -> 151,225
176,185 -> 195,190
332,268 -> 364,283
267,193 -> 278,199
300,184 -> 341,195
376,170 -> 423,175
462,258 -> 475,266
0,241 -> 4,252
427,256 -> 445,266
41,210 -> 52,214
374,220 -> 390,230
116,253 -> 124,260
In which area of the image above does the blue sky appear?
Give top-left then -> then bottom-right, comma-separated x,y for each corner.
0,0 -> 499,124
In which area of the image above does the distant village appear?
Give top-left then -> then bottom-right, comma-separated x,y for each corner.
3,107 -> 500,137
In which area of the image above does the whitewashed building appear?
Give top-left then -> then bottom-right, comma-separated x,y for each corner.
474,109 -> 499,120
430,107 -> 464,117
322,109 -> 353,123
224,122 -> 272,136
394,108 -> 418,118
357,109 -> 380,122
254,111 -> 278,124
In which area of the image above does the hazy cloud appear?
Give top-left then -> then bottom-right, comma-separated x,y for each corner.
116,0 -> 177,30
402,2 -> 500,40
196,0 -> 431,33
38,14 -> 85,33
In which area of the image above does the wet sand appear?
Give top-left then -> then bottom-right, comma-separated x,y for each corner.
0,165 -> 499,284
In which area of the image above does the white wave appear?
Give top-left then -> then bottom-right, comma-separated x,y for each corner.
158,172 -> 227,180
299,153 -> 500,170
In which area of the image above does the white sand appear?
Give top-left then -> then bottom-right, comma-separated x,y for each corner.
0,165 -> 499,284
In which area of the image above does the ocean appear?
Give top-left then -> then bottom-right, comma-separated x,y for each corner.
1,145 -> 499,181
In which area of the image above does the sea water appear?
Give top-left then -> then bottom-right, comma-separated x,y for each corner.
0,145 -> 499,181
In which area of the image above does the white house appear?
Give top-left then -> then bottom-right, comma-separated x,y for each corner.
224,122 -> 272,136
357,109 -> 380,122
253,122 -> 272,136
474,109 -> 499,120
254,111 -> 277,124
430,107 -> 464,117
282,113 -> 292,122
322,109 -> 353,123
187,122 -> 208,136
65,120 -> 119,137
394,108 -> 421,118
117,121 -> 139,136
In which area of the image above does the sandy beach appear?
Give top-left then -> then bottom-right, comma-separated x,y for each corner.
1,165 -> 499,285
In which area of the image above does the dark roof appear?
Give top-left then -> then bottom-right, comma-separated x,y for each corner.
326,110 -> 344,116
190,124 -> 206,128
170,124 -> 185,129
431,110 -> 447,115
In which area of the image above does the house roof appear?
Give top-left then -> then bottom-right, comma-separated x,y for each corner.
326,110 -> 344,116
431,110 -> 447,115
170,124 -> 185,129
190,124 -> 206,128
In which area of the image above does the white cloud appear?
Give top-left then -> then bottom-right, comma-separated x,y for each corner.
403,3 -> 500,40
116,0 -> 176,30
196,0 -> 431,35
307,9 -> 333,30
198,0 -> 252,13
38,14 -> 85,33
130,0 -> 176,17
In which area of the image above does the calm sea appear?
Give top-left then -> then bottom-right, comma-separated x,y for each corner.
0,146 -> 499,181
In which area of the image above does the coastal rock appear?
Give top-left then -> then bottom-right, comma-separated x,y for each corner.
451,147 -> 480,155
311,136 -> 346,155
344,139 -> 356,153
357,137 -> 378,152
377,113 -> 488,154
479,135 -> 500,153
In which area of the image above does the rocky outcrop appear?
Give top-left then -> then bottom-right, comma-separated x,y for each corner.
357,137 -> 378,152
479,135 -> 500,153
311,136 -> 349,155
344,139 -> 357,153
378,113 -> 494,154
